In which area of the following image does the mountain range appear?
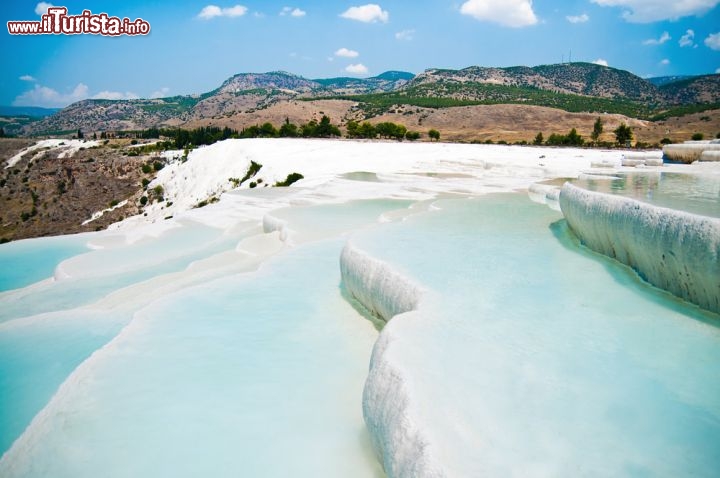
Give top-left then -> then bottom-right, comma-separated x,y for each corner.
10,62 -> 720,136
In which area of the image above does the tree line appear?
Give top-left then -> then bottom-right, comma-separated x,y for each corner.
533,118 -> 633,147
133,116 -> 439,149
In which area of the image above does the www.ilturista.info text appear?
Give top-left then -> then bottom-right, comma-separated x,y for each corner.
7,7 -> 150,36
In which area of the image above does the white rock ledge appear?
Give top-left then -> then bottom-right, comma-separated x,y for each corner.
340,243 -> 443,477
559,183 -> 720,314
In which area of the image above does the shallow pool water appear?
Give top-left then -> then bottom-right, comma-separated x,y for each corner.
348,194 -> 720,477
1,187 -> 718,478
0,234 -> 90,292
571,171 -> 720,218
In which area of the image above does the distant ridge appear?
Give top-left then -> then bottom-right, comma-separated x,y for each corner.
647,75 -> 696,87
0,106 -> 60,117
15,63 -> 720,136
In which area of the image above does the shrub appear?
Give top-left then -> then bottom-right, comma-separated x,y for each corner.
691,132 -> 704,141
139,196 -> 148,205
275,172 -> 304,187
405,131 -> 420,141
428,129 -> 440,141
239,160 -> 262,185
141,164 -> 152,174
660,138 -> 673,144
279,122 -> 298,137
153,161 -> 164,171
142,178 -> 150,188
614,123 -> 633,145
533,132 -> 544,145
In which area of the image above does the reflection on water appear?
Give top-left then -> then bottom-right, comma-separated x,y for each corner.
571,172 -> 720,218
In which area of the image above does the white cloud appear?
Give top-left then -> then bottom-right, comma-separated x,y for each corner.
659,58 -> 670,65
566,13 -> 589,23
460,0 -> 538,28
593,59 -> 609,66
197,4 -> 247,20
345,63 -> 369,74
35,2 -> 53,15
591,0 -> 720,22
13,83 -> 143,107
705,32 -> 720,50
149,87 -> 171,99
643,31 -> 670,45
395,29 -> 415,40
335,47 -> 359,58
679,29 -> 695,47
340,4 -> 389,23
716,67 -> 720,73
280,7 -> 306,17
93,91 -> 140,101
13,83 -> 89,108
19,75 -> 36,82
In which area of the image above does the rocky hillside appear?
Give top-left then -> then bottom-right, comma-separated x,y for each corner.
19,64 -> 719,136
409,63 -> 661,102
659,75 -> 720,104
0,138 -> 150,241
314,71 -> 414,94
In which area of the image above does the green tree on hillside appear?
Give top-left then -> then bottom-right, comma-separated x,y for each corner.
358,122 -> 377,138
279,119 -> 299,137
614,123 -> 633,145
428,129 -> 440,141
566,128 -> 584,146
591,117 -> 603,143
315,115 -> 341,137
533,132 -> 543,145
346,120 -> 360,138
260,122 -> 278,137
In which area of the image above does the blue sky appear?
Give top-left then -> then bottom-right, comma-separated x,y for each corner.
2,0 -> 719,107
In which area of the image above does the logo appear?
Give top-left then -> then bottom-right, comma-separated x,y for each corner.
7,7 -> 150,36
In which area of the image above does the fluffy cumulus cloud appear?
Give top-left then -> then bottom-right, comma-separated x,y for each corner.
345,63 -> 369,74
93,91 -> 140,100
566,13 -> 589,23
197,5 -> 248,20
335,47 -> 359,58
591,0 -> 720,22
705,32 -> 720,50
643,31 -> 671,45
593,58 -> 609,66
35,2 -> 53,15
395,29 -> 415,40
19,75 -> 36,82
13,83 -> 89,108
150,87 -> 171,99
660,58 -> 670,65
460,0 -> 538,28
679,29 -> 696,47
340,4 -> 389,23
280,7 -> 306,17
13,83 -> 143,107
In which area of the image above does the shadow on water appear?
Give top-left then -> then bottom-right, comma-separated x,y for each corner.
549,218 -> 720,328
339,282 -> 386,333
